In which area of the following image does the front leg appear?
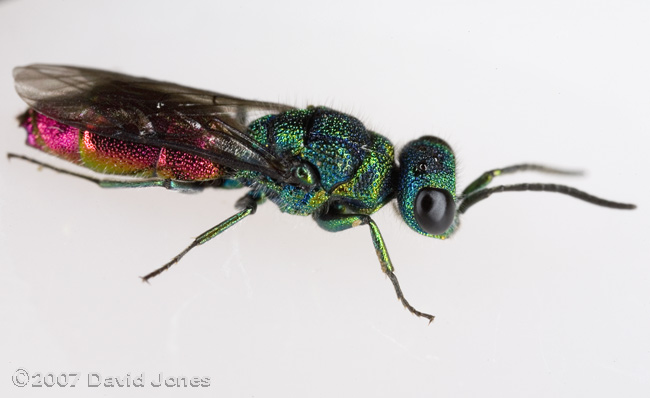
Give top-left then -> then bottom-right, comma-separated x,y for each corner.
315,209 -> 435,323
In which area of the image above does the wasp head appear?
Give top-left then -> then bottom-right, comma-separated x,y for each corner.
397,136 -> 457,238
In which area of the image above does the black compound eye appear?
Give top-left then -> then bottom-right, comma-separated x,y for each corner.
414,188 -> 455,235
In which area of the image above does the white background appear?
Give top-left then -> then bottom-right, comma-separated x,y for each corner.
0,0 -> 648,397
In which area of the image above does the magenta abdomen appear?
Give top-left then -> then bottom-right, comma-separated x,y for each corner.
26,109 -> 81,163
21,110 -> 225,181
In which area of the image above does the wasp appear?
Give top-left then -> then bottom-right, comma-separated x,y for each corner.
10,64 -> 636,322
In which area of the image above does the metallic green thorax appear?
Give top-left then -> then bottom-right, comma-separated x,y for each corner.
237,107 -> 397,216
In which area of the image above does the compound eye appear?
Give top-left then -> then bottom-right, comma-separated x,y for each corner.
414,188 -> 455,235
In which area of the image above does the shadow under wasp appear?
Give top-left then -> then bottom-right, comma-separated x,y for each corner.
8,64 -> 636,322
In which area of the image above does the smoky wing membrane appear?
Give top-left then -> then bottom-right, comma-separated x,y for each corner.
13,64 -> 296,180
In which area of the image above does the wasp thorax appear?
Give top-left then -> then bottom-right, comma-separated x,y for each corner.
397,136 -> 457,237
291,162 -> 320,187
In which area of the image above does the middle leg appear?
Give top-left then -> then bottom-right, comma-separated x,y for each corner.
141,191 -> 265,282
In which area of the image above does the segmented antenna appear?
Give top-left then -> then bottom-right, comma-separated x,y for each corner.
458,183 -> 636,214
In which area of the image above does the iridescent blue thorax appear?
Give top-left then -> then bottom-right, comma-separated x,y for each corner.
236,107 -> 397,216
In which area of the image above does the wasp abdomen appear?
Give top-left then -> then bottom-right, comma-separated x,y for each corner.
21,109 -> 225,181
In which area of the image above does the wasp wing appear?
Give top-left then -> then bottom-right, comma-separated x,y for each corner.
14,64 -> 298,182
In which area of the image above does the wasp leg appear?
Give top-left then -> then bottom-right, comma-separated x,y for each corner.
7,153 -> 202,192
462,164 -> 583,196
315,210 -> 435,323
141,192 -> 264,282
